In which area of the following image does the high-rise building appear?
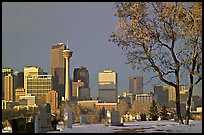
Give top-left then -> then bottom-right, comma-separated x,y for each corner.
2,68 -> 13,99
24,66 -> 43,94
46,90 -> 59,113
26,74 -> 52,105
51,43 -> 66,101
73,67 -> 89,87
129,76 -> 143,95
13,71 -> 24,90
98,70 -> 118,103
4,73 -> 14,101
24,66 -> 52,105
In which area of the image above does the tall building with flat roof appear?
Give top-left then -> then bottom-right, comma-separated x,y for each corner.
24,66 -> 43,94
13,71 -> 24,90
4,74 -> 14,101
2,68 -> 13,99
51,43 -> 66,101
26,74 -> 52,105
129,76 -> 143,95
98,70 -> 118,103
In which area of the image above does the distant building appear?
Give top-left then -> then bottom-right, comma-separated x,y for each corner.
46,90 -> 59,113
26,74 -> 52,105
98,70 -> 118,103
95,102 -> 118,111
13,71 -> 24,90
2,68 -> 13,99
73,67 -> 89,87
24,66 -> 44,94
2,100 -> 19,109
122,92 -> 135,105
19,94 -> 37,106
72,80 -> 85,99
4,74 -> 14,101
77,100 -> 99,109
154,85 -> 188,107
24,67 -> 52,106
15,88 -> 26,102
51,43 -> 66,102
77,87 -> 91,101
134,93 -> 154,114
129,76 -> 143,95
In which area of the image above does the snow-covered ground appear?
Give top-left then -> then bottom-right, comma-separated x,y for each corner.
47,120 -> 202,133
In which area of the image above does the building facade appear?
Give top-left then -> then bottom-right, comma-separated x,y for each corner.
154,85 -> 188,107
129,76 -> 143,95
51,43 -> 66,101
72,80 -> 85,99
15,88 -> 26,102
46,90 -> 59,113
26,74 -> 52,105
13,71 -> 24,90
73,67 -> 89,87
4,74 -> 14,101
19,94 -> 37,106
78,87 -> 91,101
24,66 -> 43,94
98,70 -> 118,103
134,93 -> 154,114
2,68 -> 13,99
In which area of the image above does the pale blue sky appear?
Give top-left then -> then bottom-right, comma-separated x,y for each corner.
2,2 -> 202,98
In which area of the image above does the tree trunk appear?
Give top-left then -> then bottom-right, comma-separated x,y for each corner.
175,86 -> 184,124
185,73 -> 194,125
175,63 -> 184,125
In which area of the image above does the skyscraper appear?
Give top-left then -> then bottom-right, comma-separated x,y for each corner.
73,67 -> 89,87
13,71 -> 24,90
2,68 -> 13,99
24,66 -> 52,105
98,70 -> 118,103
4,73 -> 14,101
51,43 -> 66,101
129,76 -> 143,95
24,66 -> 43,94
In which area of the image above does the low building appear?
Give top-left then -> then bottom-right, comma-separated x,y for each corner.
191,107 -> 202,120
19,94 -> 37,106
77,100 -> 99,109
15,88 -> 26,102
95,102 -> 117,111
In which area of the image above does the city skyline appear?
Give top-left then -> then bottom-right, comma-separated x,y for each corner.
2,2 -> 202,98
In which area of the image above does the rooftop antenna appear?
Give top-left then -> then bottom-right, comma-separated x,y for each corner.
66,39 -> 69,50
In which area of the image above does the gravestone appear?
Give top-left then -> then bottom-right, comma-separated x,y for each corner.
64,103 -> 73,128
9,117 -> 26,133
80,114 -> 89,124
107,110 -> 122,126
35,103 -> 52,133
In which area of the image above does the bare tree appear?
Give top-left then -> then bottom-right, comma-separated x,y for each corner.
110,2 -> 202,124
